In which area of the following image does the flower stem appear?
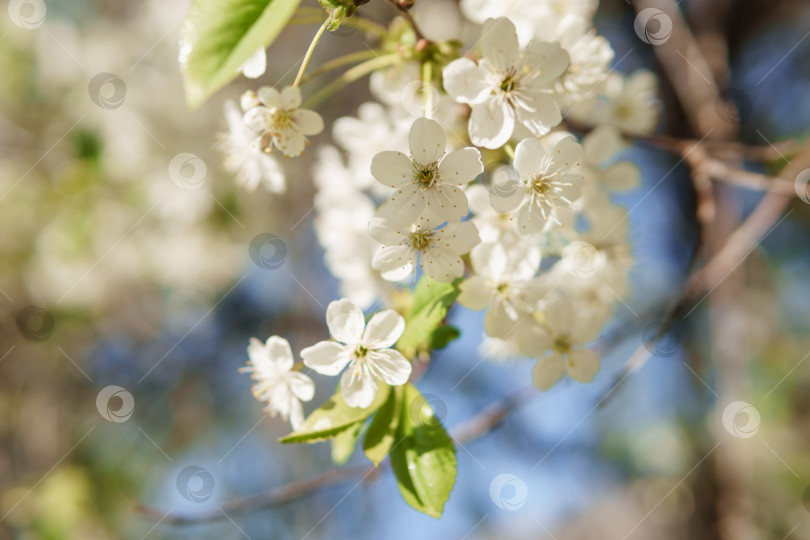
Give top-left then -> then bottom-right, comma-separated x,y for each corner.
300,48 -> 385,85
293,19 -> 331,88
304,53 -> 403,109
288,16 -> 388,38
504,143 -> 515,159
421,60 -> 434,119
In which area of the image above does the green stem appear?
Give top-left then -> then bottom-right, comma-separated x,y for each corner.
503,143 -> 515,159
421,60 -> 434,119
300,48 -> 385,84
304,53 -> 403,109
294,19 -> 331,87
288,15 -> 388,38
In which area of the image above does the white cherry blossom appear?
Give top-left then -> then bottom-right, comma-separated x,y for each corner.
240,336 -> 315,429
490,136 -> 584,233
220,100 -> 286,193
301,299 -> 412,408
242,85 -> 324,157
442,17 -> 569,149
369,217 -> 480,283
516,298 -> 602,390
371,118 -> 483,225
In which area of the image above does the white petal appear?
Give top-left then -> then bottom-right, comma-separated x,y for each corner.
421,249 -> 464,282
513,138 -> 547,176
566,349 -> 600,383
426,184 -> 469,223
522,41 -> 569,85
489,173 -> 527,213
257,86 -> 281,108
371,151 -> 413,188
602,161 -> 641,191
367,349 -> 412,385
368,216 -> 408,245
242,107 -> 269,133
533,354 -> 565,390
515,96 -> 562,137
571,314 -> 602,344
442,58 -> 491,104
485,300 -> 520,338
439,148 -> 484,186
385,183 -> 426,226
436,220 -> 480,255
326,299 -> 365,344
341,368 -> 377,408
517,323 -> 551,357
409,118 -> 446,165
468,99 -> 515,150
583,124 -> 623,165
457,276 -> 492,311
301,341 -> 351,375
240,47 -> 267,79
272,128 -> 306,157
547,137 -> 583,175
280,86 -> 302,109
482,18 -> 520,72
517,201 -> 547,234
293,109 -> 323,135
287,372 -> 315,401
264,336 -> 294,371
544,298 -> 574,335
363,310 -> 406,349
470,241 -> 507,279
372,245 -> 415,279
288,398 -> 305,430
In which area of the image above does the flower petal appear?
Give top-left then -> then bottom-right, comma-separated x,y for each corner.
257,86 -> 281,108
468,99 -> 515,149
288,398 -> 305,430
409,118 -> 446,165
517,200 -> 547,234
547,137 -> 583,175
372,245 -> 415,280
533,353 -> 565,390
439,147 -> 484,185
326,299 -> 365,344
442,58 -> 491,104
436,220 -> 481,255
602,161 -> 641,191
513,138 -> 547,176
287,372 -> 315,401
264,336 -> 294,371
280,86 -> 302,109
385,183 -> 426,226
583,124 -> 623,165
485,300 -> 520,338
470,241 -> 507,279
515,96 -> 562,137
301,341 -> 351,375
363,310 -> 406,349
517,323 -> 551,357
293,109 -> 324,135
426,184 -> 469,223
421,249 -> 464,282
544,298 -> 574,335
368,216 -> 408,245
371,151 -> 414,188
341,368 -> 377,408
482,18 -> 520,72
522,41 -> 569,85
566,348 -> 600,383
457,276 -> 492,311
367,349 -> 412,385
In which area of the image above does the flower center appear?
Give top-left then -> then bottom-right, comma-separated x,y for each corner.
553,335 -> 572,354
271,109 -> 293,129
409,229 -> 434,252
414,161 -> 439,189
355,345 -> 368,358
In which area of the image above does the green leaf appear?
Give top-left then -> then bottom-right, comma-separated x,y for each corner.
389,384 -> 457,518
429,324 -> 460,350
331,421 -> 364,465
280,383 -> 389,444
179,0 -> 302,109
363,386 -> 401,466
396,277 -> 461,356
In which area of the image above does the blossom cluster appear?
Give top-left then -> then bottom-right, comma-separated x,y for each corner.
226,1 -> 659,427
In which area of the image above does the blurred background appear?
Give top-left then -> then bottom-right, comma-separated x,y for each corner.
1,0 -> 810,538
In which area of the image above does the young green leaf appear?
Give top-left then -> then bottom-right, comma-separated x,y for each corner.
280,383 -> 389,444
330,420 -> 364,465
179,0 -> 302,109
389,384 -> 457,518
363,386 -> 401,466
396,277 -> 461,355
429,324 -> 461,350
